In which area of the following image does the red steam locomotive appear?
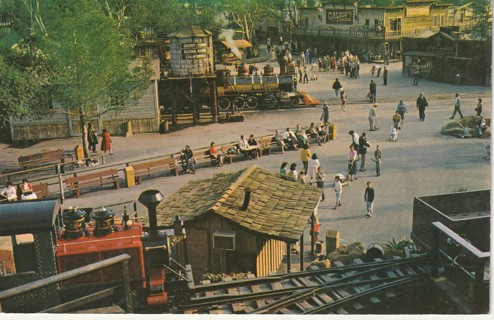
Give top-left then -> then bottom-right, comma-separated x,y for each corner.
0,190 -> 190,313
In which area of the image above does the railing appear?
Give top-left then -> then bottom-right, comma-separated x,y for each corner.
0,254 -> 133,313
294,27 -> 385,39
431,221 -> 490,313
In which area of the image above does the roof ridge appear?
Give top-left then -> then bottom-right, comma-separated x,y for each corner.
209,165 -> 259,210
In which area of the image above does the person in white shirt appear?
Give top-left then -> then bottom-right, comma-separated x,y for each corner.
369,103 -> 379,131
20,178 -> 38,200
333,175 -> 343,209
238,135 -> 255,160
450,93 -> 463,119
282,128 -> 297,150
1,182 -> 17,201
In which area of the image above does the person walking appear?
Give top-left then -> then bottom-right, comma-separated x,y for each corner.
382,66 -> 388,85
376,65 -> 382,77
303,65 -> 309,83
369,103 -> 379,131
475,98 -> 483,116
100,129 -> 113,155
373,145 -> 382,176
308,153 -> 320,185
340,88 -> 347,111
321,102 -> 329,125
413,67 -> 419,85
359,132 -> 371,171
369,80 -> 377,103
300,144 -> 312,174
316,166 -> 325,201
332,78 -> 342,97
364,181 -> 375,218
450,93 -> 463,119
396,100 -> 408,124
87,123 -> 98,153
416,92 -> 428,121
333,175 -> 342,209
349,130 -> 360,155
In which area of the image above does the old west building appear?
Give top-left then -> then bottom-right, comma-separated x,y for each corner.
154,165 -> 321,283
293,0 -> 470,59
402,30 -> 491,86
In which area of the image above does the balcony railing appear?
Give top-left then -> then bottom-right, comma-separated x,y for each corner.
294,27 -> 441,40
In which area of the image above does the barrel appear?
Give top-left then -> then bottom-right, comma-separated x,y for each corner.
365,243 -> 385,261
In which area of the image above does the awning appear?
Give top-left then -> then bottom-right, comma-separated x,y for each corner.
221,40 -> 252,49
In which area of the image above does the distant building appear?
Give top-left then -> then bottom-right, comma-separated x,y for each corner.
154,165 -> 321,283
289,0 -> 477,60
402,29 -> 491,86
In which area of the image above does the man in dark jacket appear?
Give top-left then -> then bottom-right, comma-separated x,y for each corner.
359,132 -> 371,171
369,80 -> 377,103
416,92 -> 428,121
332,78 -> 342,97
364,181 -> 375,217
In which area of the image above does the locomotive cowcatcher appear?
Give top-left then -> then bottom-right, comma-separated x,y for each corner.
0,190 -> 192,313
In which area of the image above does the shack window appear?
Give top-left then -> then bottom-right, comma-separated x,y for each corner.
440,15 -> 445,26
374,19 -> 379,26
213,231 -> 236,251
365,19 -> 369,26
433,15 -> 437,27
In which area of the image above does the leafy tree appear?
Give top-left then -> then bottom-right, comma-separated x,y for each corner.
37,0 -> 151,157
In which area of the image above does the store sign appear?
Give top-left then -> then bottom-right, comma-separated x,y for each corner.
326,9 -> 353,24
181,43 -> 208,59
406,7 -> 430,17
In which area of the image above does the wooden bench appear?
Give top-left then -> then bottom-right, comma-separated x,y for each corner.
220,144 -> 239,164
18,149 -> 65,169
194,149 -> 221,167
130,157 -> 178,185
66,169 -> 119,198
32,183 -> 49,199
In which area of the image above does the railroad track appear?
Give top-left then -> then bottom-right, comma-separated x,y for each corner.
175,254 -> 431,314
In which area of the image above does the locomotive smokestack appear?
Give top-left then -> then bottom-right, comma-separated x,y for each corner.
138,190 -> 164,237
241,188 -> 251,211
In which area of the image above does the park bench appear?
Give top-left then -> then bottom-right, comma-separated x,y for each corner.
18,149 -> 65,169
194,149 -> 221,167
65,168 -> 119,198
32,183 -> 49,199
130,157 -> 178,185
220,143 -> 241,164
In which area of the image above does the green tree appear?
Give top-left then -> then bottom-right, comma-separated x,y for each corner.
38,0 -> 151,157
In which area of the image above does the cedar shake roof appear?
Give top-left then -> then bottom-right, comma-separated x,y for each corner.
154,165 -> 321,241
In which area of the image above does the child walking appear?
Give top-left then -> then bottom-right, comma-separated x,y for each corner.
333,175 -> 342,209
372,145 -> 382,176
364,181 -> 375,218
316,166 -> 325,201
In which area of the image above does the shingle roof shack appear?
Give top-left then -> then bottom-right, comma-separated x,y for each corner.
154,165 -> 322,242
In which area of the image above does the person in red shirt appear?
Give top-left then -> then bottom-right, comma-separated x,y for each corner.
209,142 -> 223,166
311,216 -> 321,242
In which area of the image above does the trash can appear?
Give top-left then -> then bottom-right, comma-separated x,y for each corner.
328,124 -> 337,141
124,166 -> 135,188
74,145 -> 84,161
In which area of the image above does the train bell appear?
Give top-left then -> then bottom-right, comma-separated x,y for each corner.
91,207 -> 116,237
62,207 -> 87,239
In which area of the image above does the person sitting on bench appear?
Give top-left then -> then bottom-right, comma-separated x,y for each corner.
247,134 -> 261,159
238,135 -> 257,160
19,178 -> 38,200
1,181 -> 17,202
282,128 -> 298,150
209,142 -> 223,166
181,145 -> 196,174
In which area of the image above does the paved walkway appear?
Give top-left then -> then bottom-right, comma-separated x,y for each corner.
0,61 -> 491,254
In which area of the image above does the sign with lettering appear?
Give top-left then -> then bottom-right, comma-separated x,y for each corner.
406,7 -> 430,17
326,9 -> 353,24
181,43 -> 209,59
